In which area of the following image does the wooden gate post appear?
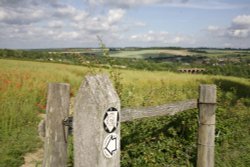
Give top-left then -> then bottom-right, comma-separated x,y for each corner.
74,74 -> 121,167
42,83 -> 70,167
197,84 -> 216,167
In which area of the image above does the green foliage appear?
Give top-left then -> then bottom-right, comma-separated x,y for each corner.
0,59 -> 249,166
121,110 -> 198,167
203,63 -> 250,79
0,79 -> 42,166
120,83 -> 250,167
67,136 -> 74,167
215,96 -> 250,166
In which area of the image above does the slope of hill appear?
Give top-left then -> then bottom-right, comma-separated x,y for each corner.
0,59 -> 249,166
109,49 -> 196,59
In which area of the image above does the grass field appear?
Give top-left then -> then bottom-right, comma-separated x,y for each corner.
0,60 -> 89,166
0,59 -> 249,166
195,49 -> 250,58
109,49 -> 196,59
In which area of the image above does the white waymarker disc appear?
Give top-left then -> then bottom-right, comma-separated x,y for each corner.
103,133 -> 119,158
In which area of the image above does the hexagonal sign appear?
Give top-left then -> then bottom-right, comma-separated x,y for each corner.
103,107 -> 119,133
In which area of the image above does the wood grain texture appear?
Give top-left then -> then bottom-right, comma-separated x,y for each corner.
74,74 -> 120,167
42,83 -> 70,167
121,99 -> 197,122
197,85 -> 216,167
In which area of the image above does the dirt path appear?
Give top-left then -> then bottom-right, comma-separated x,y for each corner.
21,113 -> 45,167
21,148 -> 44,167
21,97 -> 74,167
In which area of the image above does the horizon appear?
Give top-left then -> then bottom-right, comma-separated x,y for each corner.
0,0 -> 250,49
1,46 -> 250,50
2,46 -> 250,50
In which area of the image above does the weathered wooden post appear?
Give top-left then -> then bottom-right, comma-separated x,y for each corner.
197,84 -> 216,167
74,74 -> 120,167
42,83 -> 70,167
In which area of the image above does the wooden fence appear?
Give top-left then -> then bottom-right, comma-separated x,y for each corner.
41,74 -> 216,167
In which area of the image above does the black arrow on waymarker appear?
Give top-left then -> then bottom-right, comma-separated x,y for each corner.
104,135 -> 117,156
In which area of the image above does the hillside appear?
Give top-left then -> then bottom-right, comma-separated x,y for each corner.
1,48 -> 250,79
0,59 -> 249,166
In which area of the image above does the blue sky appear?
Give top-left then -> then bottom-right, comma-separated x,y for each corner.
0,0 -> 250,48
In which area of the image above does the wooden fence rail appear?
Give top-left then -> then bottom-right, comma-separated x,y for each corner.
121,99 -> 197,122
41,74 -> 216,167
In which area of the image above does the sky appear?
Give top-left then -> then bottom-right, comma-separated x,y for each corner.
0,0 -> 250,49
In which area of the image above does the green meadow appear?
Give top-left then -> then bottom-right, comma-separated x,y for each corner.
0,59 -> 249,166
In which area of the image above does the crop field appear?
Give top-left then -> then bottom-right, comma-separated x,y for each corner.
193,49 -> 250,57
109,49 -> 196,59
0,59 -> 250,166
7,47 -> 249,61
110,48 -> 250,60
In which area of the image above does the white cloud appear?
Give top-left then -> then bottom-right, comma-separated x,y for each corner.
0,10 -> 7,20
53,5 -> 78,18
223,43 -> 232,48
130,30 -> 168,42
206,25 -> 226,37
163,0 -> 247,10
71,8 -> 126,35
0,0 -> 249,48
0,0 -> 58,6
230,15 -> 250,39
0,0 -> 128,48
207,15 -> 250,39
85,0 -> 248,10
48,21 -> 64,28
85,0 -> 177,8
0,7 -> 47,24
207,25 -> 220,32
52,4 -> 90,24
73,12 -> 89,22
55,31 -> 80,40
173,36 -> 185,43
233,15 -> 250,27
0,1 -> 89,25
129,30 -> 194,45
86,0 -> 156,5
107,9 -> 126,24
228,29 -> 249,38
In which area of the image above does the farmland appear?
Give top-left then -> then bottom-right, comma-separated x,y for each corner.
1,48 -> 250,79
109,49 -> 196,59
0,58 -> 250,166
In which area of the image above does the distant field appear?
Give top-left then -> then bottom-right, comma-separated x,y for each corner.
24,48 -> 250,60
110,48 -> 250,59
109,49 -> 196,59
198,49 -> 250,57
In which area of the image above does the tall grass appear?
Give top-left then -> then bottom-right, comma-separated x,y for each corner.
0,60 -> 88,166
0,59 -> 249,166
